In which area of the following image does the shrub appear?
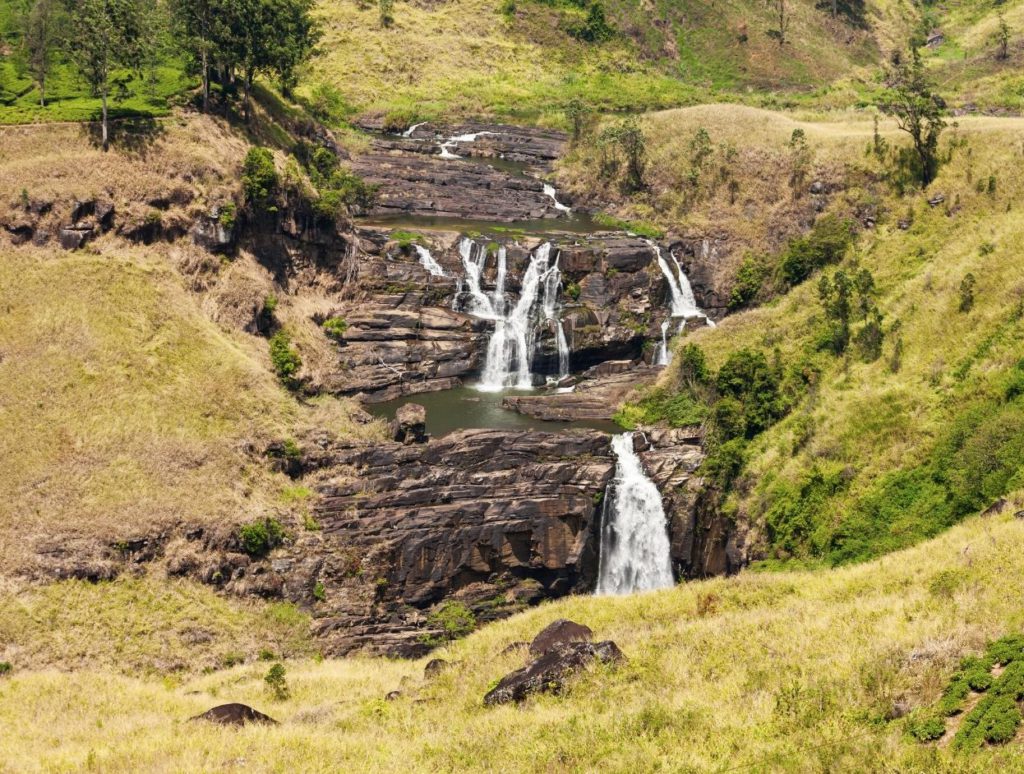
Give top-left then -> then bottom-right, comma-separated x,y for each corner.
0,662 -> 11,676
909,716 -> 946,742
565,282 -> 581,301
425,601 -> 476,643
313,581 -> 326,601
567,2 -> 614,42
715,348 -> 782,437
269,330 -> 302,387
729,253 -> 769,310
264,662 -> 290,700
779,215 -> 854,286
322,317 -> 349,340
958,273 -> 976,313
242,147 -> 279,209
954,694 -> 1020,749
239,517 -> 286,557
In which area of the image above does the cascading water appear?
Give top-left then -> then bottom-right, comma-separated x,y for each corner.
651,242 -> 700,318
478,243 -> 553,391
414,245 -> 446,277
403,121 -> 427,138
596,433 -> 674,595
543,183 -> 572,214
439,131 -> 494,159
540,251 -> 570,380
455,238 -> 500,319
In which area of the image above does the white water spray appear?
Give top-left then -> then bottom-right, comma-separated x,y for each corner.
543,183 -> 572,214
596,433 -> 674,595
651,242 -> 700,318
414,245 -> 446,277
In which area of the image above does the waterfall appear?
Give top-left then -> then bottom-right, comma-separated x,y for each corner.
414,245 -> 445,277
478,243 -> 552,391
656,321 -> 670,366
543,183 -> 572,214
540,251 -> 570,379
596,433 -> 674,595
456,238 -> 500,319
403,121 -> 427,138
651,242 -> 700,318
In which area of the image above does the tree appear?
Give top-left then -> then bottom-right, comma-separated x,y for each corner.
223,0 -> 322,121
771,0 -> 789,45
599,118 -> 646,192
23,0 -> 64,107
881,47 -> 946,187
996,12 -> 1010,62
170,0 -> 225,112
565,97 -> 592,144
64,0 -> 151,152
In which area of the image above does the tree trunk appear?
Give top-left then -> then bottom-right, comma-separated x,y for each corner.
243,74 -> 252,123
101,85 -> 109,152
39,76 -> 45,108
201,49 -> 209,112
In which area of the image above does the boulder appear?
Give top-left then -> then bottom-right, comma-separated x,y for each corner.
528,619 -> 593,656
483,640 -> 625,705
424,658 -> 452,678
59,226 -> 93,251
190,703 -> 278,726
191,206 -> 236,253
392,402 -> 428,444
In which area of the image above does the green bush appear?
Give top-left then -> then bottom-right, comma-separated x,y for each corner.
715,348 -> 782,438
425,601 -> 476,644
264,662 -> 290,700
565,282 -> 581,301
779,215 -> 855,287
322,317 -> 349,340
313,581 -> 326,602
909,716 -> 946,741
613,388 -> 708,430
729,253 -> 769,310
954,694 -> 1021,749
0,661 -> 11,676
239,517 -> 286,557
242,148 -> 279,209
269,330 -> 302,387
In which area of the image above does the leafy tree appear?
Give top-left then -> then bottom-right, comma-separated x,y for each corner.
779,214 -> 854,286
598,118 -> 646,192
242,146 -> 279,207
770,0 -> 789,45
565,97 -> 593,144
881,47 -> 947,187
264,662 -> 290,699
996,12 -> 1010,61
426,602 -> 476,643
170,0 -> 225,112
715,348 -> 782,437
568,2 -> 613,42
64,0 -> 152,151
22,0 -> 64,107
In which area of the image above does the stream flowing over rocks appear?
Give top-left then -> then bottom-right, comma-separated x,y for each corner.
6,121 -> 754,655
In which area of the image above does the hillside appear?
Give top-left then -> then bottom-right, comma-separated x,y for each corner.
3,506 -> 1024,771
595,106 -> 1024,568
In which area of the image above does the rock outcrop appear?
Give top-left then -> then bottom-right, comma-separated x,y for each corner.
190,703 -> 278,726
304,429 -> 617,656
484,640 -> 626,705
528,618 -> 594,655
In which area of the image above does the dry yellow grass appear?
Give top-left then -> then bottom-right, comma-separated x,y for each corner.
3,505 -> 1024,771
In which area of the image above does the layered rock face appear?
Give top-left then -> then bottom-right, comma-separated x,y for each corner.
348,123 -> 569,222
303,429 -> 616,656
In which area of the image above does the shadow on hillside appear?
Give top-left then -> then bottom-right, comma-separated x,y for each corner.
815,0 -> 869,30
82,116 -> 166,157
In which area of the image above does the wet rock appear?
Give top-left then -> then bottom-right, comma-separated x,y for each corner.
190,703 -> 278,726
483,640 -> 625,705
528,619 -> 593,656
503,366 -> 660,421
392,402 -> 428,444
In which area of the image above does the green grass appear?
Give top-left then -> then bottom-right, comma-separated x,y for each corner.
5,507 -> 1024,770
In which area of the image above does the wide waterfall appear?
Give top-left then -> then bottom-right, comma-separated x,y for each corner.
414,245 -> 446,277
596,433 -> 674,595
454,239 -> 570,390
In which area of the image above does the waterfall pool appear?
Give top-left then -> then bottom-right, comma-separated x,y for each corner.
367,384 -> 621,437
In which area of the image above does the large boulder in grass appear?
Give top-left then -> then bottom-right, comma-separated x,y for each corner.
528,619 -> 593,656
190,703 -> 278,726
483,640 -> 625,706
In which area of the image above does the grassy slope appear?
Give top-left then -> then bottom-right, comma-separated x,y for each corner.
3,505 -> 1024,771
615,106 -> 1024,565
307,0 -> 893,123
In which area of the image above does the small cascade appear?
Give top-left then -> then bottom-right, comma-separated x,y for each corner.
414,245 -> 446,277
439,131 -> 494,159
543,183 -> 572,214
540,252 -> 570,379
656,321 -> 671,366
403,121 -> 427,138
596,433 -> 674,595
456,237 -> 500,319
